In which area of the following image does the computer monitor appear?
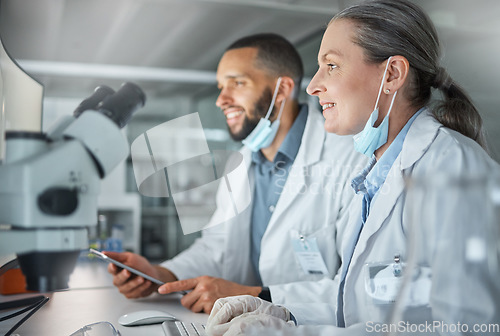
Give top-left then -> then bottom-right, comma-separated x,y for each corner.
0,33 -> 44,162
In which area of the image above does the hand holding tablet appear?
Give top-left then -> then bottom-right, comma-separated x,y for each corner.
90,248 -> 165,285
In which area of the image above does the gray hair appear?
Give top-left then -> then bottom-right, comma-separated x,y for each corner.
332,0 -> 486,148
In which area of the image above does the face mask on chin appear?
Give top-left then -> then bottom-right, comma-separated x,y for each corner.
242,77 -> 285,152
353,57 -> 398,157
228,88 -> 272,142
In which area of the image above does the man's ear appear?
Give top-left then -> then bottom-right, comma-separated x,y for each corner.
385,55 -> 410,92
276,76 -> 296,103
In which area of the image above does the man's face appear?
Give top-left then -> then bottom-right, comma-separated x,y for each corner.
216,47 -> 277,141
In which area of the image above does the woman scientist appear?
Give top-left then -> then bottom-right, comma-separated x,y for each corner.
205,0 -> 500,335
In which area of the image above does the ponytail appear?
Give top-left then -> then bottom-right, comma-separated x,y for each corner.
333,0 -> 487,150
432,68 -> 487,149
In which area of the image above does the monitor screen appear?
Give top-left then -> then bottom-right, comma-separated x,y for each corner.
0,36 -> 44,161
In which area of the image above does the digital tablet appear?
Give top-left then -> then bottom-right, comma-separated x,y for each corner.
89,248 -> 164,285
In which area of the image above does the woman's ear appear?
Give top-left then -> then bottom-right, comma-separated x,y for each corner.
385,55 -> 410,92
276,76 -> 296,103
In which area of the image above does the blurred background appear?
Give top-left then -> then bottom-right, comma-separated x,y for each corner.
1,0 -> 499,262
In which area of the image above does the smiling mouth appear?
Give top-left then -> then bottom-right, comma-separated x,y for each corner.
322,103 -> 336,110
225,110 -> 244,119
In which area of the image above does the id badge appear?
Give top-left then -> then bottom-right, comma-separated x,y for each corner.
364,259 -> 404,305
364,255 -> 431,306
291,234 -> 329,275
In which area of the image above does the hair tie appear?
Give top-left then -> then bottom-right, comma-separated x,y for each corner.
433,67 -> 453,90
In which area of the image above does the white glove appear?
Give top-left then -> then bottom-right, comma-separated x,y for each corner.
207,295 -> 291,336
222,312 -> 295,336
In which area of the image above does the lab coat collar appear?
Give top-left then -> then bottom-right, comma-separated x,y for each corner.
241,103 -> 325,198
400,108 -> 441,170
359,108 -> 440,241
353,108 -> 441,239
294,104 -> 326,167
259,104 -> 327,233
274,104 -> 326,198
240,104 -> 322,166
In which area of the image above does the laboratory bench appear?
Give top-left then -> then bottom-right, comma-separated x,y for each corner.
0,256 -> 207,335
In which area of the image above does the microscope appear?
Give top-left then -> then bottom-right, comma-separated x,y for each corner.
0,38 -> 146,292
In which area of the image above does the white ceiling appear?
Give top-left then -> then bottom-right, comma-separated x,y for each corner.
0,0 -> 340,98
1,0 -> 500,158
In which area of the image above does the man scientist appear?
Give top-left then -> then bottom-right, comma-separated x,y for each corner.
106,33 -> 365,313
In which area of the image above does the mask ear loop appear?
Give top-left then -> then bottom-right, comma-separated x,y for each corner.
373,57 -> 393,111
264,77 -> 283,120
386,91 -> 398,117
275,98 -> 286,122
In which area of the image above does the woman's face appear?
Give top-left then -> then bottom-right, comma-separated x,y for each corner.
307,19 -> 387,135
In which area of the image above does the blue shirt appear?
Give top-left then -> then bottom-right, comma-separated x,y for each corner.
337,108 -> 423,327
250,105 -> 308,283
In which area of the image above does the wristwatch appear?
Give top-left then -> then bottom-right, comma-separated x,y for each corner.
257,286 -> 272,302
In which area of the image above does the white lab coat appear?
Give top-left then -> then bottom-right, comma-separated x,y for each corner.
283,109 -> 500,334
161,105 -> 366,305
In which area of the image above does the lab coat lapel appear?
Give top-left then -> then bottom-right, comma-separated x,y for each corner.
266,108 -> 325,228
347,109 -> 441,265
359,164 -> 405,243
224,148 -> 258,285
337,195 -> 364,279
342,109 -> 445,326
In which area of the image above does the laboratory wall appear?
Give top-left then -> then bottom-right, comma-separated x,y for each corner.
2,0 -> 500,261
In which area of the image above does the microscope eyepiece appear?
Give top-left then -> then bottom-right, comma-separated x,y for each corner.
97,82 -> 146,128
73,85 -> 115,118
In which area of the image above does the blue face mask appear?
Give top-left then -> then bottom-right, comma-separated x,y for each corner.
242,77 -> 285,152
353,57 -> 398,157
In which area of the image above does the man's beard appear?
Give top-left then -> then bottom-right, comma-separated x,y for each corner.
228,87 -> 274,141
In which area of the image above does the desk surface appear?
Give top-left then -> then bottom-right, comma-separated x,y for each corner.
0,257 -> 208,336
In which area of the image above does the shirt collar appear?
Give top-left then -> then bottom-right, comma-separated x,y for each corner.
251,104 -> 308,165
351,157 -> 376,194
352,107 -> 424,196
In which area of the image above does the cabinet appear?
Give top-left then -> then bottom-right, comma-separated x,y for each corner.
97,194 -> 141,253
97,161 -> 141,253
140,200 -> 206,262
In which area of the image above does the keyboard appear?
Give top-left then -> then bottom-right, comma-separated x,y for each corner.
162,320 -> 207,336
